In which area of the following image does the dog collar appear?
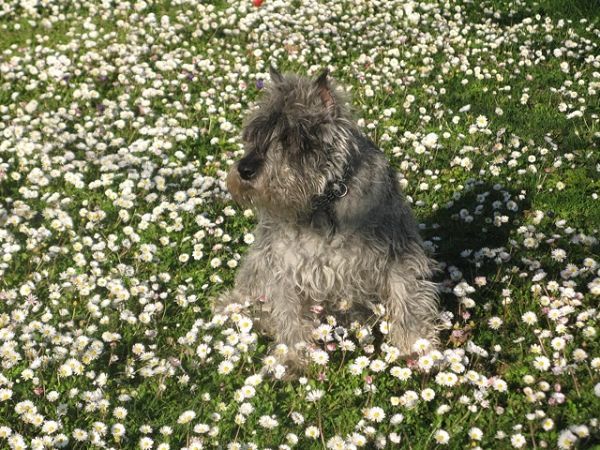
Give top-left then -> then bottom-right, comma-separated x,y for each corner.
310,153 -> 356,229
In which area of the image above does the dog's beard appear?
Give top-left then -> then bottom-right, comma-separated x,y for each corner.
226,163 -> 315,219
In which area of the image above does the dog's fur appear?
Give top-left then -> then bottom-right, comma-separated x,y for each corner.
215,68 -> 439,368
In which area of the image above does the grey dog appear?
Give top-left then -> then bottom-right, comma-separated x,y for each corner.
215,68 -> 439,369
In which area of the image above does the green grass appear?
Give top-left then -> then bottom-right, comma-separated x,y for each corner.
0,0 -> 599,449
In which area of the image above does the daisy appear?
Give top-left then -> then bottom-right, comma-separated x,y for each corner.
521,311 -> 538,325
510,433 -> 526,448
434,429 -> 450,445
468,428 -> 483,441
305,426 -> 320,439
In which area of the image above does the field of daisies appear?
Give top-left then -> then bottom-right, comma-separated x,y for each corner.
1,0 -> 599,448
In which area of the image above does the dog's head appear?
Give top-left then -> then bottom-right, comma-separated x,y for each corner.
227,68 -> 354,219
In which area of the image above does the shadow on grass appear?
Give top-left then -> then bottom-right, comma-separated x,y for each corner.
420,180 -> 530,343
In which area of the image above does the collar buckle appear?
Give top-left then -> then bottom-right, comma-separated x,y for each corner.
332,182 -> 348,198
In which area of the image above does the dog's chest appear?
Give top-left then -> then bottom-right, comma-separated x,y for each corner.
271,228 -> 336,267
258,225 -> 352,294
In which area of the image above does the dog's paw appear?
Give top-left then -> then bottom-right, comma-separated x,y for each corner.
211,290 -> 246,315
260,344 -> 311,380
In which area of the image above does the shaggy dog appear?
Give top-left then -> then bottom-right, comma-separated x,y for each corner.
215,67 -> 439,370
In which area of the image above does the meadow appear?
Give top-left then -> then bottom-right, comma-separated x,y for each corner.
0,0 -> 599,448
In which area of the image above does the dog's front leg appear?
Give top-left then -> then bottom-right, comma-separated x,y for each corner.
212,288 -> 250,314
212,251 -> 265,315
268,283 -> 314,370
384,265 -> 439,355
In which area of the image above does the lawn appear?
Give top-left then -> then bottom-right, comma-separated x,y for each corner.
0,0 -> 599,449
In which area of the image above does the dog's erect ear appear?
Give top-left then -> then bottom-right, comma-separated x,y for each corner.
314,69 -> 335,111
269,65 -> 284,83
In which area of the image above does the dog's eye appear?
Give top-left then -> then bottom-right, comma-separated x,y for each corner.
280,126 -> 315,155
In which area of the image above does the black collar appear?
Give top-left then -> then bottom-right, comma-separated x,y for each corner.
310,153 -> 357,230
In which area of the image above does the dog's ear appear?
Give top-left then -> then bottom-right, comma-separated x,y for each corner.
314,69 -> 335,112
269,65 -> 284,83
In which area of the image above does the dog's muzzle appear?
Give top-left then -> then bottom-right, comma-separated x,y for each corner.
237,153 -> 263,181
226,162 -> 256,206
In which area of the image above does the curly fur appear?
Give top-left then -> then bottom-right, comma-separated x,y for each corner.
216,68 -> 439,369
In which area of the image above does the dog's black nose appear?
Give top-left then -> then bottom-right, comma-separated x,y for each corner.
238,162 -> 257,180
238,154 -> 262,181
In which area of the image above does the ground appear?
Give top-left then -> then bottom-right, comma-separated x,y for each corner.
0,0 -> 599,449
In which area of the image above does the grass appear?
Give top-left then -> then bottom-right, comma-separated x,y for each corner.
0,0 -> 599,449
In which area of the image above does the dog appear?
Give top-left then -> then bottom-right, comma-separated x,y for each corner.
215,67 -> 439,370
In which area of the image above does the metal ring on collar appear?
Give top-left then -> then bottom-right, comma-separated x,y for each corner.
332,182 -> 348,198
